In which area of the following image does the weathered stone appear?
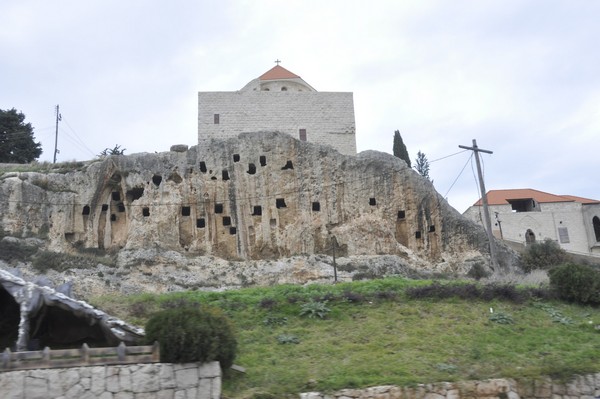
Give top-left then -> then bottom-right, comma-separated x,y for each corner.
1,370 -> 25,399
114,392 -> 135,399
174,365 -> 198,389
24,374 -> 49,399
99,392 -> 114,399
131,364 -> 160,393
170,144 -> 189,153
159,364 -> 177,389
197,361 -> 220,379
90,366 -> 107,395
156,389 -> 175,399
48,370 -> 65,398
64,383 -> 85,399
534,378 -> 553,398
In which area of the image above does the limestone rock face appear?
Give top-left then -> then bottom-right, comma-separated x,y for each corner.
0,132 -> 517,292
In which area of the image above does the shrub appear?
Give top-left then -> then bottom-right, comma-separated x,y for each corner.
299,300 -> 331,319
0,239 -> 38,263
521,239 -> 568,272
145,305 -> 237,368
548,263 -> 600,305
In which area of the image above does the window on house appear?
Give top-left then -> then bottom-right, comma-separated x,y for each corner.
593,216 -> 600,242
558,227 -> 570,243
214,114 -> 220,124
299,129 -> 307,141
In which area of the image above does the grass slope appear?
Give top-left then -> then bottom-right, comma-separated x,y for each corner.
91,278 -> 600,399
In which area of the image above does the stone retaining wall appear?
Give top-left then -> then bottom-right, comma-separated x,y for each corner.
0,361 -> 220,399
300,373 -> 600,399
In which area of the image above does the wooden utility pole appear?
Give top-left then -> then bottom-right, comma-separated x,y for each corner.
53,105 -> 61,164
459,139 -> 498,269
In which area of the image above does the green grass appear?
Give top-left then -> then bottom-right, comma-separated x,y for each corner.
90,278 -> 600,399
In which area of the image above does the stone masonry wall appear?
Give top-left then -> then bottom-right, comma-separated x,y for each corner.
300,373 -> 600,399
198,91 -> 356,155
0,362 -> 220,399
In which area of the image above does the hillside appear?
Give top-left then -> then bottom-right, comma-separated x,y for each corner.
91,277 -> 600,399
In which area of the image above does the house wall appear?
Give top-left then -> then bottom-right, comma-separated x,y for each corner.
463,202 -> 593,254
198,91 -> 356,155
582,204 -> 600,254
0,361 -> 220,399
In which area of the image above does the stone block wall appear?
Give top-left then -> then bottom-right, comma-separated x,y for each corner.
0,361 -> 220,399
300,374 -> 600,399
198,91 -> 356,155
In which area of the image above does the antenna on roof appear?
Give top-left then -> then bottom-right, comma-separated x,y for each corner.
274,59 -> 281,65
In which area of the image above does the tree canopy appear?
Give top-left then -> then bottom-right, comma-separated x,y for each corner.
0,109 -> 42,163
393,130 -> 411,167
414,150 -> 432,182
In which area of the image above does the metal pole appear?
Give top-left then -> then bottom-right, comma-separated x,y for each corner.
459,139 -> 498,269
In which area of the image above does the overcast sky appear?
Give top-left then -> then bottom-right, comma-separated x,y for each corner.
1,0 -> 598,213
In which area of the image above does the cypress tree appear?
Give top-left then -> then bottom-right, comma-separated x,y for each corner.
393,130 -> 411,167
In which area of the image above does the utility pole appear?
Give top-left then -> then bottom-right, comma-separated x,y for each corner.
53,105 -> 61,163
459,139 -> 498,269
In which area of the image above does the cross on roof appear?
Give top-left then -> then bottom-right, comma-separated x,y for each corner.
274,59 -> 281,65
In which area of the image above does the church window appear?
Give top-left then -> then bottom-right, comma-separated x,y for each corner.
593,216 -> 600,242
260,155 -> 267,166
247,163 -> 256,175
252,206 -> 262,216
181,206 -> 191,216
282,160 -> 294,170
223,216 -> 231,226
299,129 -> 307,141
369,198 -> 377,206
82,205 -> 90,215
276,198 -> 287,209
142,207 -> 150,217
197,218 -> 205,228
312,202 -> 320,212
214,114 -> 220,124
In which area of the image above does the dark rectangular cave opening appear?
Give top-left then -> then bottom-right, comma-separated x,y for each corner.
312,202 -> 320,212
110,214 -> 117,222
229,227 -> 237,235
260,155 -> 267,166
233,154 -> 240,162
429,225 -> 436,233
281,160 -> 293,170
222,170 -> 230,181
415,231 -> 422,239
101,204 -> 109,212
82,205 -> 90,215
252,206 -> 262,216
142,207 -> 150,217
197,218 -> 206,228
117,203 -> 125,212
112,192 -> 120,201
369,198 -> 377,206
199,161 -> 207,173
397,210 -> 406,219
247,163 -> 256,175
215,203 -> 224,214
276,198 -> 287,209
223,216 -> 231,226
181,206 -> 191,216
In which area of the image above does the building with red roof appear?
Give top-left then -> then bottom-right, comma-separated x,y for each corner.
198,64 -> 356,155
463,189 -> 600,256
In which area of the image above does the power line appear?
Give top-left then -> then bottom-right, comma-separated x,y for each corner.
443,153 -> 472,198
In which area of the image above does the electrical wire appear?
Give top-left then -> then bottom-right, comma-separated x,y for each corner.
443,153 -> 473,199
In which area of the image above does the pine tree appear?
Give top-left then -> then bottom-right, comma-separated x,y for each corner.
0,109 -> 42,163
393,130 -> 411,167
414,150 -> 432,182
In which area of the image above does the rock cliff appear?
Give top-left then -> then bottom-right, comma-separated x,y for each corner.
0,132 -> 518,297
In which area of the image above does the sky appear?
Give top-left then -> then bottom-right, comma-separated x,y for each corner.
1,0 -> 599,213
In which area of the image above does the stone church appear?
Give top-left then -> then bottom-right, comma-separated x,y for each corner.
197,64 -> 356,155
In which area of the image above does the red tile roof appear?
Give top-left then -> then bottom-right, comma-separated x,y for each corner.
473,189 -> 600,206
259,65 -> 300,81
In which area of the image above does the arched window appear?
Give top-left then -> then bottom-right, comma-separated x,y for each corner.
593,216 -> 600,242
525,229 -> 536,244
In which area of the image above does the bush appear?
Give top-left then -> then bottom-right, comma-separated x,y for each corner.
548,263 -> 600,305
145,305 -> 237,368
521,239 -> 568,272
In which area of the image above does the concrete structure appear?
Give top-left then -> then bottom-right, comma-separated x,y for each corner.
198,65 -> 356,155
463,189 -> 600,255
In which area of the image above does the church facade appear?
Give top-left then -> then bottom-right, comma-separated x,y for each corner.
198,65 -> 356,155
